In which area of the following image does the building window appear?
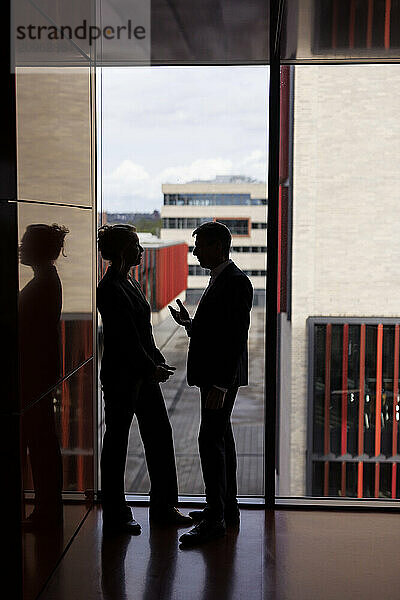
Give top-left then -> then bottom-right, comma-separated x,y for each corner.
163,193 -> 267,206
163,217 -> 268,234
188,265 -> 210,276
308,318 -> 400,499
162,217 -> 212,229
188,246 -> 267,253
232,246 -> 267,253
216,218 -> 250,236
244,270 -> 267,276
313,0 -> 400,53
251,222 -> 267,229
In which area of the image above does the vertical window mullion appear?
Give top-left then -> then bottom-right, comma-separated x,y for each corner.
265,0 -> 282,507
324,323 -> 332,496
392,325 -> 399,497
341,324 -> 349,496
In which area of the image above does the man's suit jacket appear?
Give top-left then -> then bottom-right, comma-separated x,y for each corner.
187,261 -> 253,389
97,268 -> 165,386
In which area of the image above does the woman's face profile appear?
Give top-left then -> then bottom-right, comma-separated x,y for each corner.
123,232 -> 143,268
19,232 -> 42,267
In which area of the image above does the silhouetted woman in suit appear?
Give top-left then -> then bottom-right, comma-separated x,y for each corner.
97,224 -> 191,533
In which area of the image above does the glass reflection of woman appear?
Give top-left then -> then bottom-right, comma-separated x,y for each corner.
97,224 -> 192,534
19,223 -> 69,528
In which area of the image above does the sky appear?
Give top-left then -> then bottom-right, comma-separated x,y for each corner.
100,65 -> 269,213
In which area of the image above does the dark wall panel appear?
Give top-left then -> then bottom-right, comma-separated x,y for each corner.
21,359 -> 93,600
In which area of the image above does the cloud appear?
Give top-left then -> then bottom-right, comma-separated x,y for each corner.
101,66 -> 269,158
103,152 -> 267,212
243,149 -> 264,164
160,158 -> 233,184
106,159 -> 149,183
241,149 -> 267,181
103,157 -> 234,210
103,159 -> 157,206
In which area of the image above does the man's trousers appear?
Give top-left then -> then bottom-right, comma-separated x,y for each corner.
199,385 -> 239,521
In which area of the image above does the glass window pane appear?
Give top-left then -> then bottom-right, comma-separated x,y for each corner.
16,68 -> 93,206
100,65 -> 267,497
282,0 -> 400,63
277,64 -> 400,501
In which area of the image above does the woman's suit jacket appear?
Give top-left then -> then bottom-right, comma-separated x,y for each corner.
97,268 -> 165,387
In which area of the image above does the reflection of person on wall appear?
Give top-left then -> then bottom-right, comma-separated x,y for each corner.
19,223 -> 69,528
97,224 -> 192,534
169,222 -> 253,546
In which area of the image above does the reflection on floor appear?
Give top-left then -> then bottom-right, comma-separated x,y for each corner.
39,505 -> 265,600
125,307 -> 265,496
38,505 -> 400,600
22,502 -> 91,600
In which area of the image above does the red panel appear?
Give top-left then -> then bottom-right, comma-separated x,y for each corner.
375,324 -> 383,497
349,0 -> 356,48
385,0 -> 391,49
367,0 -> 374,48
324,324 -> 332,496
358,324 -> 366,498
155,243 -> 188,310
375,324 -> 383,456
332,0 -> 338,49
357,462 -> 363,499
132,244 -> 187,310
77,369 -> 84,491
60,321 -> 69,450
77,321 -> 92,492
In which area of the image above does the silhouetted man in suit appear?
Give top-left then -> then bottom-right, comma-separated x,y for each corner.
169,221 -> 253,545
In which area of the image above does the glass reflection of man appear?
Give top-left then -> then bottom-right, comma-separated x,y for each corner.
19,223 -> 69,528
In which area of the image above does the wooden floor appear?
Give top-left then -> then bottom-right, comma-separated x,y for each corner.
36,505 -> 400,600
38,506 -> 265,600
124,307 -> 265,497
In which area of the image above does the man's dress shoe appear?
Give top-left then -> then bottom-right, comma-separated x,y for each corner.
189,507 -> 240,526
179,519 -> 226,546
150,506 -> 193,526
103,518 -> 141,535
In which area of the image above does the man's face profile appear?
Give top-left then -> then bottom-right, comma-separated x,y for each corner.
193,234 -> 219,269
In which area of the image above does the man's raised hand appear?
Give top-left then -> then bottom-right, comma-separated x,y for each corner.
168,299 -> 191,327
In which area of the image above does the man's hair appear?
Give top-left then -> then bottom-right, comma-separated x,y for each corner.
98,223 -> 137,261
192,221 -> 232,254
